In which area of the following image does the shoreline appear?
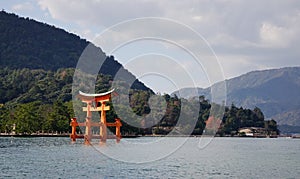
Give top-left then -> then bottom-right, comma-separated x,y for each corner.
0,133 -> 287,138
0,133 -> 140,138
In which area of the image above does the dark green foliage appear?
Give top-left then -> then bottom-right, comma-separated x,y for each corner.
0,101 -> 72,134
0,65 -> 152,134
0,11 -> 150,92
264,119 -> 279,135
218,104 -> 276,135
0,11 -> 87,70
0,67 -> 111,134
0,68 -> 76,104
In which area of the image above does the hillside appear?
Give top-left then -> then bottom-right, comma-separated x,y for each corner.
225,67 -> 300,118
0,11 -> 149,91
174,67 -> 300,131
0,11 -> 152,134
0,11 -> 280,135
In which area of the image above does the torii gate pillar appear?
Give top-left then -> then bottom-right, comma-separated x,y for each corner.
100,101 -> 107,143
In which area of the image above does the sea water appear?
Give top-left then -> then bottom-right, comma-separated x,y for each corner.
0,137 -> 299,178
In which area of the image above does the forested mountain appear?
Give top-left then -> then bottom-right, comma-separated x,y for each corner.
174,67 -> 300,132
0,10 -> 149,91
0,11 -> 86,70
0,11 -> 279,135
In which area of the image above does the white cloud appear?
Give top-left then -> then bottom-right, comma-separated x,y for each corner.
37,0 -> 164,26
219,55 -> 267,79
12,2 -> 34,11
192,15 -> 203,22
32,0 -> 300,89
260,22 -> 291,48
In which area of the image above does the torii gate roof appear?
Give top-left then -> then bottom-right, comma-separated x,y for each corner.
77,89 -> 115,101
78,89 -> 115,97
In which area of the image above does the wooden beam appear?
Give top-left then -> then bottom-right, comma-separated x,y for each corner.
106,122 -> 116,127
81,98 -> 110,103
77,122 -> 86,126
82,106 -> 110,111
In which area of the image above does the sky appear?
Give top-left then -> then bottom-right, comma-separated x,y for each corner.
1,0 -> 300,93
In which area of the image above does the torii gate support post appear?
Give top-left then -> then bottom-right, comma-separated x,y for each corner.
106,118 -> 123,143
70,117 -> 78,142
84,102 -> 93,145
115,118 -> 122,143
100,102 -> 107,144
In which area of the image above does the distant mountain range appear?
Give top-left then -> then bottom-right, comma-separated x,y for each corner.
173,67 -> 300,132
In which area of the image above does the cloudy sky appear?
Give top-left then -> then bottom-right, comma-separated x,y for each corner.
1,0 -> 300,93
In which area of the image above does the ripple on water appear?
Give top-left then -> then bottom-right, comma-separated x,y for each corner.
0,137 -> 299,178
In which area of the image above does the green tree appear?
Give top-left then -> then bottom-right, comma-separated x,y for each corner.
265,119 -> 279,134
13,102 -> 41,134
46,101 -> 70,132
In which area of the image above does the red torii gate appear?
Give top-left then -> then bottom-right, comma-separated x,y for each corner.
70,89 -> 122,144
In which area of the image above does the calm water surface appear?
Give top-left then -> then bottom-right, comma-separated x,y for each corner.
0,137 -> 299,178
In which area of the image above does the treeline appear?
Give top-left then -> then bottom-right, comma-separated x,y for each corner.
0,67 -> 279,135
0,91 -> 279,135
220,104 -> 278,136
0,101 -> 72,134
130,94 -> 279,136
0,67 -> 153,134
0,67 -> 111,134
